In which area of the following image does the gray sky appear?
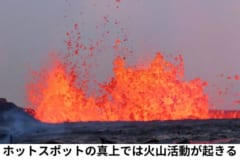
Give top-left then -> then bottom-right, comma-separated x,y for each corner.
0,0 -> 240,109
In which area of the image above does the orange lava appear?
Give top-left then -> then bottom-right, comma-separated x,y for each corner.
25,21 -> 240,123
99,53 -> 210,121
23,1 -> 240,123
27,50 -> 240,123
27,57 -> 100,122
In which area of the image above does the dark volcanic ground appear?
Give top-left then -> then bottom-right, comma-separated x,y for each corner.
1,100 -> 240,144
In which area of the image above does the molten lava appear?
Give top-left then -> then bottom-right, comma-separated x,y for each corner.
26,17 -> 240,123
27,58 -> 100,122
99,53 -> 210,121
27,51 -> 229,123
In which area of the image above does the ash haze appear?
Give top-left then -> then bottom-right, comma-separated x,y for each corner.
0,0 -> 240,109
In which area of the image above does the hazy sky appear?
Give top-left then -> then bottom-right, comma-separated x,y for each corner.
0,0 -> 240,109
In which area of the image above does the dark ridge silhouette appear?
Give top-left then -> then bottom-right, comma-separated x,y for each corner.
0,98 -> 38,124
0,98 -> 42,143
0,98 -> 7,103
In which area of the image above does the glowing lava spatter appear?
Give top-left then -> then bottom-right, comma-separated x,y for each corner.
27,49 -> 216,123
26,17 -> 240,123
27,56 -> 101,122
99,53 -> 211,121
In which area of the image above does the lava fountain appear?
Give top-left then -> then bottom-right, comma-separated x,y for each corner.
25,11 -> 240,123
26,46 -> 240,123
